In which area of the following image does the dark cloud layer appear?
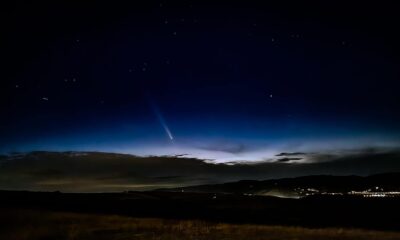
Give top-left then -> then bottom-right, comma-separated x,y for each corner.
1,150 -> 400,192
275,152 -> 306,157
277,157 -> 303,162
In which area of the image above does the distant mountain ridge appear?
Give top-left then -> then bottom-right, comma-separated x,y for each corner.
158,172 -> 400,198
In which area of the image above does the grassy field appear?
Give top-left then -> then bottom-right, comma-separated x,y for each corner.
1,208 -> 399,240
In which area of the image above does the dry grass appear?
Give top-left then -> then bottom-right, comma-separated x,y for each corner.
1,209 -> 399,240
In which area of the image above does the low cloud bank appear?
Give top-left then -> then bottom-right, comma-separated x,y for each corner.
1,148 -> 400,192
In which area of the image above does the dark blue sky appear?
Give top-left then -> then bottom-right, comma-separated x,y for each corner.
1,1 -> 400,162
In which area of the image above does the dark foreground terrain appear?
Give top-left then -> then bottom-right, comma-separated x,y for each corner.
2,208 -> 400,240
1,190 -> 400,239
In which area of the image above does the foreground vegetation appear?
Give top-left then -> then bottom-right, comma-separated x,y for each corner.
1,208 -> 399,240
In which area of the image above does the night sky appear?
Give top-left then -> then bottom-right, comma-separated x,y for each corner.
2,1 -> 400,165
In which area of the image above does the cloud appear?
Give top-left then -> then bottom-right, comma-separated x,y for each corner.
275,152 -> 306,157
1,149 -> 400,192
195,141 -> 248,154
277,157 -> 303,162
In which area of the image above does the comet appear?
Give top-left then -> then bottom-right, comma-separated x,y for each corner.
149,100 -> 174,141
